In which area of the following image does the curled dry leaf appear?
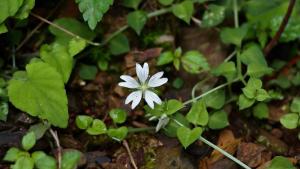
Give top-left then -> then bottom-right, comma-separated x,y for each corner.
209,129 -> 241,164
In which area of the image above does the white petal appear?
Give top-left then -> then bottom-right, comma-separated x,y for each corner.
125,91 -> 142,109
119,75 -> 140,88
136,63 -> 149,83
148,72 -> 168,87
144,90 -> 162,109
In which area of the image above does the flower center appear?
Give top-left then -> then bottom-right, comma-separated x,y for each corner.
140,83 -> 148,91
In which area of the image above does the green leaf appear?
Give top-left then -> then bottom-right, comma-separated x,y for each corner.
242,78 -> 262,99
61,149 -> 81,169
0,24 -> 8,34
75,0 -> 113,30
68,38 -> 87,56
212,61 -> 237,82
267,156 -> 296,169
238,94 -> 255,110
253,102 -> 269,119
240,44 -> 267,66
49,18 -> 96,43
86,119 -> 107,135
79,64 -> 98,80
22,131 -> 36,151
201,5 -> 225,28
122,0 -> 142,9
127,10 -> 147,35
109,108 -> 127,124
0,0 -> 24,23
159,0 -> 174,6
246,63 -> 273,78
208,110 -> 229,129
280,113 -> 299,129
269,75 -> 291,89
256,89 -> 270,101
107,126 -> 128,141
177,126 -> 202,148
0,101 -> 8,121
204,89 -> 225,109
181,50 -> 209,74
172,0 -> 194,24
12,156 -> 34,169
163,113 -> 190,137
3,147 -> 21,162
32,151 -> 56,169
14,0 -> 35,19
40,42 -> 72,83
165,99 -> 184,115
75,115 -> 93,130
290,97 -> 300,113
220,25 -> 248,47
8,62 -> 68,128
186,100 -> 209,126
157,51 -> 174,66
109,33 -> 130,55
245,0 -> 300,43
28,122 -> 50,140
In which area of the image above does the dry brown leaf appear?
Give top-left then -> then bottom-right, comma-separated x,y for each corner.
209,129 -> 241,164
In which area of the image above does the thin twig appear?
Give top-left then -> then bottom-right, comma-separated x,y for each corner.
16,0 -> 63,51
30,13 -> 101,46
264,0 -> 296,56
49,129 -> 62,169
123,140 -> 138,169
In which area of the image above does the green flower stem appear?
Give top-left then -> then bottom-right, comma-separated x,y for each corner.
232,0 -> 246,85
224,50 -> 237,62
198,136 -> 251,169
191,76 -> 211,99
183,78 -> 239,106
101,25 -> 129,46
147,7 -> 172,18
233,0 -> 239,28
128,127 -> 155,133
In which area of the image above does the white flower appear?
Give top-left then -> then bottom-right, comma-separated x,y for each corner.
118,62 -> 168,109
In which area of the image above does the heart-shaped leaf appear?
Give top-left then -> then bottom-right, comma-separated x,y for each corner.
86,119 -> 107,135
75,115 -> 93,130
177,126 -> 202,148
172,0 -> 194,24
165,99 -> 184,115
8,62 -> 68,128
127,10 -> 147,35
109,108 -> 127,124
107,126 -> 128,141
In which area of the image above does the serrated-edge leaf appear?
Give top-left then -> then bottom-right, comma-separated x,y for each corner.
76,0 -> 114,30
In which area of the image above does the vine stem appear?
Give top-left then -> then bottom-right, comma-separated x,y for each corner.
233,0 -> 239,28
198,136 -> 251,169
263,0 -> 296,56
183,78 -> 238,106
30,13 -> 101,46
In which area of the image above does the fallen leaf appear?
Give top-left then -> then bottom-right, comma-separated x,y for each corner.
210,129 -> 241,164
